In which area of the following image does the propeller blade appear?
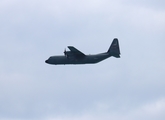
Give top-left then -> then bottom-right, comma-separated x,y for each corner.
64,48 -> 66,56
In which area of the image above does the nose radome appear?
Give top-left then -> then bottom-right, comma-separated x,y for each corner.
45,60 -> 48,63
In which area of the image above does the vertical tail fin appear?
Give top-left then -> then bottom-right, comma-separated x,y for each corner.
107,38 -> 120,58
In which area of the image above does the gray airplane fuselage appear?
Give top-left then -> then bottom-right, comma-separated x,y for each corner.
45,38 -> 120,65
45,53 -> 112,65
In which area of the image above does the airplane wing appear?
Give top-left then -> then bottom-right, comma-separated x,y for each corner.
68,46 -> 86,57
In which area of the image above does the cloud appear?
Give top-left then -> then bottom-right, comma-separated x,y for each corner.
0,0 -> 165,119
45,98 -> 165,120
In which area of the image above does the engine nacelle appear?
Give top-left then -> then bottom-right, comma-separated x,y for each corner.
64,51 -> 73,57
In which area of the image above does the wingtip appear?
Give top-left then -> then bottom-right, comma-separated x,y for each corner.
67,46 -> 73,48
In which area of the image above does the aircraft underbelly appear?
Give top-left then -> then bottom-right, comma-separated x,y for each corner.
47,54 -> 109,65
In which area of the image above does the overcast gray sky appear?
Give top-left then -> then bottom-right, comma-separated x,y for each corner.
0,0 -> 165,120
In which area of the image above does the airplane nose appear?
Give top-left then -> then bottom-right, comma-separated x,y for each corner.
45,60 -> 48,63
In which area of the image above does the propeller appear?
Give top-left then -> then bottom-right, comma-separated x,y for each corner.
64,48 -> 67,56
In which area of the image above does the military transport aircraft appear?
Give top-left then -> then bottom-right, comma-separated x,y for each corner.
45,38 -> 120,65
